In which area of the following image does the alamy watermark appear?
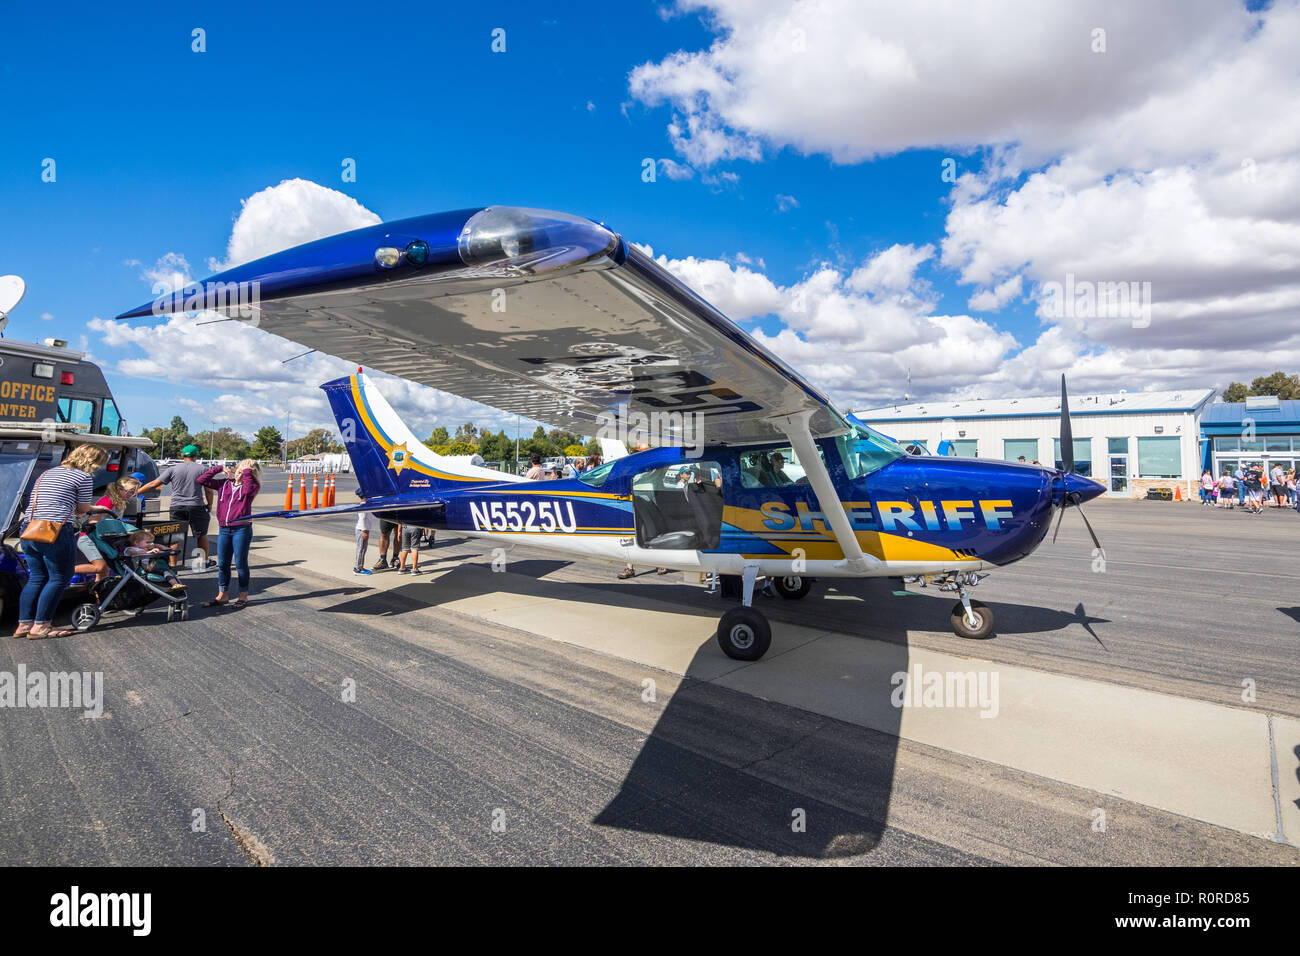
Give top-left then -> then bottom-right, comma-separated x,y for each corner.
1040,273 -> 1152,328
890,663 -> 999,718
595,402 -> 706,458
0,666 -> 103,718
151,279 -> 261,322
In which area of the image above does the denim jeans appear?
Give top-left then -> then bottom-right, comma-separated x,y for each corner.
217,523 -> 252,593
19,523 -> 77,623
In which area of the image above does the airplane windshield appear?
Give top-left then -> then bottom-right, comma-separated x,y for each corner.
578,460 -> 615,488
836,423 -> 906,480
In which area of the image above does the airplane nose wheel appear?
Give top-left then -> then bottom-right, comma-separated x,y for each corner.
716,606 -> 771,661
950,598 -> 994,640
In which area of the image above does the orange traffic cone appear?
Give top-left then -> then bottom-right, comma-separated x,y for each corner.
299,473 -> 308,512
327,472 -> 336,507
1173,485 -> 1182,501
284,474 -> 295,512
311,474 -> 320,510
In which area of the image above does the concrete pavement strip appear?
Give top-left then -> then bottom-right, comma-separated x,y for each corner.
246,522 -> 1298,847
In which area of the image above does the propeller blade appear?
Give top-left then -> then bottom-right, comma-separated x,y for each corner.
1052,494 -> 1067,543
1060,373 -> 1074,474
1077,502 -> 1103,553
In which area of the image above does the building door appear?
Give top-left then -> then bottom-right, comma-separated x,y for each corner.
1108,454 -> 1128,496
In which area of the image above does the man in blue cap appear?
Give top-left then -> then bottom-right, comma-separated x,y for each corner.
136,444 -> 215,569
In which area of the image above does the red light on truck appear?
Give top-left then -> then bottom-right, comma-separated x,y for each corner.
61,371 -> 75,385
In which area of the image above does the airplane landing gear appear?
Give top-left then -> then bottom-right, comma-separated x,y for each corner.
716,566 -> 772,660
904,571 -> 995,640
772,575 -> 812,600
950,596 -> 994,640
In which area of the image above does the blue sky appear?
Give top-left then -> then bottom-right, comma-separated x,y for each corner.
2,1 -> 1294,437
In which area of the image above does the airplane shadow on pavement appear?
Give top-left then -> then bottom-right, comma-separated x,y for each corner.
306,560 -> 1108,861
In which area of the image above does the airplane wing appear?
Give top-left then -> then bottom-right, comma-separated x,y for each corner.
118,206 -> 846,445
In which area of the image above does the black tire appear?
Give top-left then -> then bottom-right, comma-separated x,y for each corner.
772,575 -> 812,600
166,604 -> 180,623
716,606 -> 772,661
951,599 -> 995,640
71,603 -> 100,632
179,603 -> 189,621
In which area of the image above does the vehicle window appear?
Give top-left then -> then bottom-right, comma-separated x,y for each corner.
0,454 -> 38,532
56,397 -> 95,431
101,399 -> 122,436
577,460 -> 615,488
837,423 -> 906,480
738,447 -> 817,487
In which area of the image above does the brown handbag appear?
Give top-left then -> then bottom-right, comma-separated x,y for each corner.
19,471 -> 65,544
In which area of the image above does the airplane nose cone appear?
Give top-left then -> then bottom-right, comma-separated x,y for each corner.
1062,471 -> 1105,504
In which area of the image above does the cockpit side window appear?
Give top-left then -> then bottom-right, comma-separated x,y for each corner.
837,424 -> 906,480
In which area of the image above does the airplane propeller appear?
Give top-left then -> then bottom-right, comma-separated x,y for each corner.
1052,374 -> 1104,554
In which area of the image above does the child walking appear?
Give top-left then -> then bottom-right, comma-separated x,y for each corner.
354,492 -> 374,575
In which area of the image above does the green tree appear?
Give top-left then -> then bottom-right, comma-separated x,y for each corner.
477,429 -> 512,462
563,444 -> 585,457
290,428 -> 339,456
1249,372 -> 1300,400
192,427 -> 252,460
445,441 -> 479,456
251,425 -> 283,460
583,438 -> 602,457
1222,382 -> 1248,403
1221,373 -> 1300,404
453,422 -> 479,445
428,425 -> 449,446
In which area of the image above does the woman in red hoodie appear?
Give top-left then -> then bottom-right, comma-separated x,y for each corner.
197,459 -> 261,609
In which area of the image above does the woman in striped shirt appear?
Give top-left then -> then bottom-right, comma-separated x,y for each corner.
14,444 -> 108,639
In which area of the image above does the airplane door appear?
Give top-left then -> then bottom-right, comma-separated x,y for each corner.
631,460 -> 724,550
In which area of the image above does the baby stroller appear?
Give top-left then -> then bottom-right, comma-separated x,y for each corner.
69,517 -> 189,631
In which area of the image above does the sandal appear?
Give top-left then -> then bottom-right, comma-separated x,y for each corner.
201,598 -> 229,608
231,599 -> 249,609
12,623 -> 32,638
618,567 -> 635,579
29,626 -> 74,640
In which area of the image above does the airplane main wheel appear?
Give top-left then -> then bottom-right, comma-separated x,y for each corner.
951,599 -> 994,640
71,603 -> 100,632
716,606 -> 772,661
772,575 -> 812,600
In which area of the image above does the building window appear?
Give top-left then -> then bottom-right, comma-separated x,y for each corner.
951,439 -> 978,457
1214,437 -> 1239,452
1137,436 -> 1182,478
1053,438 -> 1092,476
1004,438 -> 1038,462
1107,437 -> 1128,455
1265,436 -> 1292,452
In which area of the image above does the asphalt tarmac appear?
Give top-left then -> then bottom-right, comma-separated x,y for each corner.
1,470 -> 1296,865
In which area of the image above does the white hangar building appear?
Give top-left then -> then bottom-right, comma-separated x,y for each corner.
852,387 -> 1217,499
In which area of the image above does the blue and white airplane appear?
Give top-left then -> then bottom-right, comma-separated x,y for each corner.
120,206 -> 1104,660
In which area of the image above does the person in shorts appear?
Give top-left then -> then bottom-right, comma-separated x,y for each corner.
136,444 -> 215,568
372,517 -> 399,570
396,525 -> 423,575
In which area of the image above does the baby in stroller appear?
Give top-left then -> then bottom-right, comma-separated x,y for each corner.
66,517 -> 191,630
123,530 -> 185,591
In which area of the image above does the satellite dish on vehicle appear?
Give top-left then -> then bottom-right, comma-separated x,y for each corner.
0,275 -> 26,334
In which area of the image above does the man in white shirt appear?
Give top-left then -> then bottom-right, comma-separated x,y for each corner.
354,492 -> 374,575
